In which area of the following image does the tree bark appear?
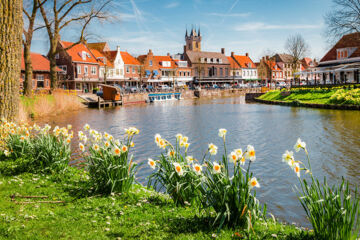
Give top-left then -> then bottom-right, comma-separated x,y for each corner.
23,44 -> 33,96
49,37 -> 58,89
0,0 -> 23,121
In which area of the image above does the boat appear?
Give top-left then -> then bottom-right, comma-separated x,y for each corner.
148,92 -> 181,102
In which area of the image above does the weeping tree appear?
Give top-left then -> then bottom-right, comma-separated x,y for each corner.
38,0 -> 113,89
23,0 -> 48,97
0,0 -> 23,121
325,0 -> 360,42
285,34 -> 309,85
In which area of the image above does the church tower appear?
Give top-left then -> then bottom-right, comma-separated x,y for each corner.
184,26 -> 201,52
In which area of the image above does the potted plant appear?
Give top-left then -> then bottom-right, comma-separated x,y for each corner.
93,87 -> 99,94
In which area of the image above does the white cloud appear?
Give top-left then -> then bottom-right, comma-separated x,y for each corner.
165,2 -> 179,8
234,22 -> 322,31
118,13 -> 136,22
208,12 -> 251,17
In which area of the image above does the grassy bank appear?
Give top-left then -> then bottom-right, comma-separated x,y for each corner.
19,91 -> 84,122
0,171 -> 311,240
258,86 -> 360,106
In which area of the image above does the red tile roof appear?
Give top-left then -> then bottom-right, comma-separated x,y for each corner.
121,51 -> 140,65
265,60 -> 281,71
320,32 -> 360,62
233,55 -> 256,69
227,57 -> 241,69
21,52 -> 62,72
60,41 -> 98,64
154,56 -> 176,69
90,49 -> 113,67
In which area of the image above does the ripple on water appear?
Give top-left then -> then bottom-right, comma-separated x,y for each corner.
36,97 -> 360,226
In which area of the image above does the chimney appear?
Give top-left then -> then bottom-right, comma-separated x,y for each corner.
231,52 -> 234,57
266,56 -> 269,60
167,53 -> 170,56
184,45 -> 187,53
148,49 -> 153,55
117,46 -> 121,52
245,53 -> 249,57
221,48 -> 225,54
262,56 -> 265,61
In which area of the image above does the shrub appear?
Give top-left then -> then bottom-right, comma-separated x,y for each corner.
147,134 -> 203,206
329,89 -> 360,105
282,139 -> 360,240
78,125 -> 140,194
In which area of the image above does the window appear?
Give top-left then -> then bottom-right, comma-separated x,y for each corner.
219,59 -> 222,64
116,69 -> 120,75
84,66 -> 88,76
77,65 -> 81,74
126,66 -> 130,73
36,75 -> 44,88
225,68 -> 228,76
91,66 -> 96,75
248,63 -> 252,68
82,51 -> 87,61
149,60 -> 153,66
55,54 -> 59,59
132,67 -> 135,73
219,68 -> 223,76
59,65 -> 67,73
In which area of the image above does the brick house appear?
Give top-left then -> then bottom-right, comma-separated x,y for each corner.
56,41 -> 100,91
137,49 -> 162,86
20,52 -> 62,91
273,53 -> 302,83
229,52 -> 258,84
257,56 -> 284,85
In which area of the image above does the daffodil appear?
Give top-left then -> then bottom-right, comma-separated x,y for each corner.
104,141 -> 110,148
176,133 -> 183,141
218,128 -> 227,138
114,147 -> 121,156
173,162 -> 184,176
66,138 -> 71,144
249,177 -> 260,189
213,162 -> 221,173
67,124 -> 72,130
84,124 -> 90,131
159,139 -> 166,149
229,151 -> 238,164
245,145 -> 256,161
282,150 -> 294,163
79,143 -> 85,152
294,138 -> 306,152
186,156 -> 194,164
154,134 -> 161,145
4,150 -> 10,157
235,148 -> 243,158
167,150 -> 175,157
130,141 -> 135,147
121,145 -> 128,153
93,144 -> 100,151
193,164 -> 202,175
240,156 -> 246,165
20,136 -> 26,141
115,139 -> 120,146
182,136 -> 189,143
104,132 -> 109,139
208,143 -> 218,155
293,162 -> 301,178
148,158 -> 156,169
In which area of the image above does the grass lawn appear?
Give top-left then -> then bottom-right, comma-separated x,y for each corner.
0,172 -> 313,240
258,90 -> 337,105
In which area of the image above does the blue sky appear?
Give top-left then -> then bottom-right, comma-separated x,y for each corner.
32,0 -> 334,61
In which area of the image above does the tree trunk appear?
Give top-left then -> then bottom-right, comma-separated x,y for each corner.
23,44 -> 33,97
49,38 -> 58,89
0,0 -> 23,121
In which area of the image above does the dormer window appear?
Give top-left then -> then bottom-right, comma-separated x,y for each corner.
219,59 -> 222,64
82,51 -> 87,60
337,48 -> 349,60
248,63 -> 252,68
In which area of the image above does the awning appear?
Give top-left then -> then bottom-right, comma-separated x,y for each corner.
145,70 -> 150,76
153,70 -> 158,76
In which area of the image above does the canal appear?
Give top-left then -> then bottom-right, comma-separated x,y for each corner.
38,96 -> 360,226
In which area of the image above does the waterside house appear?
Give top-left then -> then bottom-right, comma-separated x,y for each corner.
228,52 -> 258,85
21,52 -> 62,91
56,40 -> 100,91
311,32 -> 360,84
257,56 -> 284,85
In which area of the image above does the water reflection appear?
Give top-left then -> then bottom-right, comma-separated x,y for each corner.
36,97 -> 360,226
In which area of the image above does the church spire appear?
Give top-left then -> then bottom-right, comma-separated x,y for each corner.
198,27 -> 201,36
185,28 -> 188,38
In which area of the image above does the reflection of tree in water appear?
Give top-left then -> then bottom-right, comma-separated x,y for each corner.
316,109 -> 360,186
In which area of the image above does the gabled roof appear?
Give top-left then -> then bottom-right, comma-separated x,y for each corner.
264,60 -> 281,71
185,51 -> 230,64
154,56 -> 176,69
275,53 -> 294,63
227,57 -> 241,69
86,42 -> 110,52
232,55 -> 256,69
89,48 -> 113,67
320,32 -> 360,62
121,51 -> 140,65
60,41 -> 98,64
21,52 -> 62,72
